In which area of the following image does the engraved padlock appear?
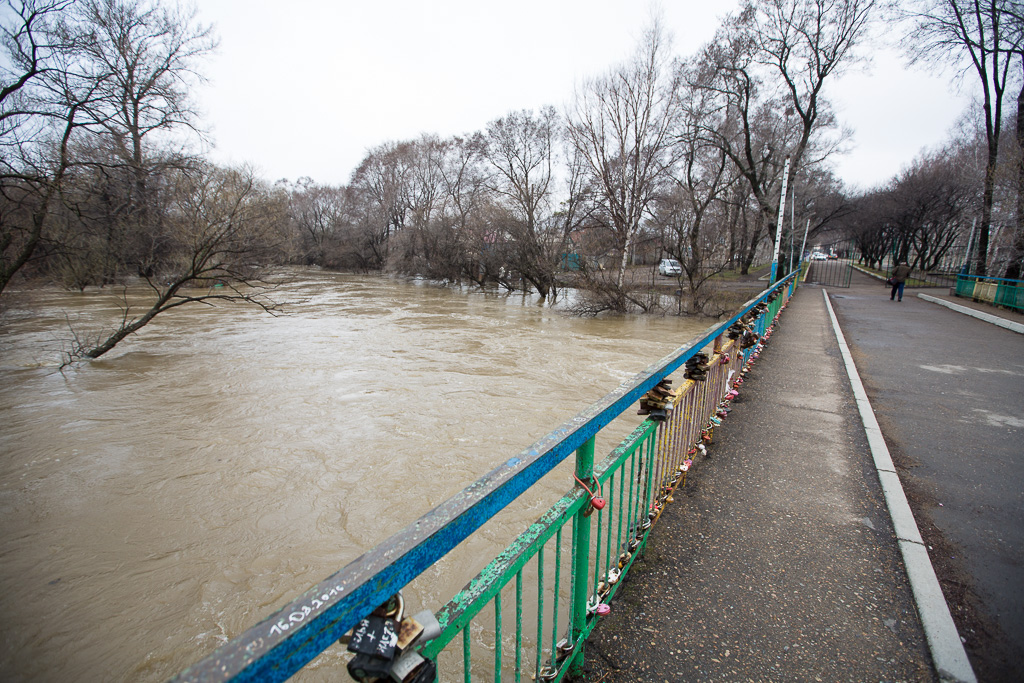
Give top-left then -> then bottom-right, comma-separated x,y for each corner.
347,615 -> 400,661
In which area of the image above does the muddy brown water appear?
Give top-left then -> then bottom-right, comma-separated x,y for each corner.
0,269 -> 711,681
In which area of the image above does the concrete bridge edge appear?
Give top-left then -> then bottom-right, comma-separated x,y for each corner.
821,288 -> 977,683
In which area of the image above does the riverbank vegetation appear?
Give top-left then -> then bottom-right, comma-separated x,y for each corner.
2,0 -> 1023,360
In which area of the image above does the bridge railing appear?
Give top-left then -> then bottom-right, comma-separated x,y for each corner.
954,274 -> 1024,312
171,272 -> 797,683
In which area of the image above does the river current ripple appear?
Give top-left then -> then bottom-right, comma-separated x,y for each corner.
0,269 -> 710,681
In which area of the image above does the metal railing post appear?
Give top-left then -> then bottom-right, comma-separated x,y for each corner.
568,436 -> 595,676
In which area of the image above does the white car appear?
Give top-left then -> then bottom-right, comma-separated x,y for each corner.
658,258 -> 682,276
811,252 -> 828,261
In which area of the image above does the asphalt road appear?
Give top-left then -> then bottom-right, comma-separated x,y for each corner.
827,269 -> 1024,682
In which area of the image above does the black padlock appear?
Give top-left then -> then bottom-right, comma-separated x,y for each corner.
347,615 -> 399,661
347,652 -> 392,681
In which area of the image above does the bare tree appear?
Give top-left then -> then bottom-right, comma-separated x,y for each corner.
566,19 -> 679,307
63,163 -> 282,362
657,82 -> 738,314
999,3 -> 1024,278
484,107 -> 564,298
902,0 -> 1023,275
689,0 -> 874,274
287,177 -> 347,266
1,0 -> 217,297
70,0 -> 216,279
1,0 -> 92,294
435,134 -> 490,285
348,141 -> 411,270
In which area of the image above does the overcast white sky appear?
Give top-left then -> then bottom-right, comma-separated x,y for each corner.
192,0 -> 971,192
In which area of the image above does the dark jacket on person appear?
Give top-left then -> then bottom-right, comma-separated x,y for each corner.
892,264 -> 912,283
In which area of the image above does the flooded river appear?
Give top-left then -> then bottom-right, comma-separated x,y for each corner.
0,269 -> 710,681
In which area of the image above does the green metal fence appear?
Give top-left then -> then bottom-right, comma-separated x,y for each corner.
955,274 -> 1024,312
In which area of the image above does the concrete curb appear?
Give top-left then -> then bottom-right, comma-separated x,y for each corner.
917,293 -> 1024,334
822,288 -> 976,683
850,263 -> 886,281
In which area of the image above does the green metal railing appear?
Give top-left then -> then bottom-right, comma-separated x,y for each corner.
172,274 -> 796,683
417,290 -> 787,681
955,274 -> 1024,312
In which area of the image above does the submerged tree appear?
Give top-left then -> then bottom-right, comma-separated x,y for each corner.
484,107 -> 564,298
63,164 -> 283,362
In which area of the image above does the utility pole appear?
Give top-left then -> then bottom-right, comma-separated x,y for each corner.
799,218 -> 810,270
770,156 -> 791,284
788,183 -> 796,275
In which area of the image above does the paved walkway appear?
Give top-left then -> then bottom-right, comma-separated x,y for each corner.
828,270 -> 1024,682
582,283 -> 939,681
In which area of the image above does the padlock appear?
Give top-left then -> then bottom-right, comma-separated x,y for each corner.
590,496 -> 606,510
395,615 -> 423,654
348,615 -> 400,661
389,650 -> 437,683
556,637 -> 574,660
608,567 -> 621,585
396,610 -> 440,655
596,603 -> 611,616
538,665 -> 559,681
409,609 -> 440,644
371,592 -> 404,623
348,652 -> 393,681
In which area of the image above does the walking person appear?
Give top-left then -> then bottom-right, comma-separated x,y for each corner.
889,260 -> 912,302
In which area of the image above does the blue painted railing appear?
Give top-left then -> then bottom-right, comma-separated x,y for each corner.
171,271 -> 798,682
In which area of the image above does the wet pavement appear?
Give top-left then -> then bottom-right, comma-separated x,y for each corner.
828,271 -> 1024,682
581,282 -> 937,682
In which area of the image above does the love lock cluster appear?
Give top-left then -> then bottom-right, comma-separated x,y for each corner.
727,314 -> 760,350
636,378 -> 677,421
344,592 -> 441,683
684,352 -> 710,381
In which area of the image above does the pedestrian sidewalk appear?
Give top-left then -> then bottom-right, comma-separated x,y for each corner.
581,284 -> 944,681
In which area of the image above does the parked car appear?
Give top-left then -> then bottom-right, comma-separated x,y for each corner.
827,253 -> 838,260
811,252 -> 827,261
658,258 -> 682,276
